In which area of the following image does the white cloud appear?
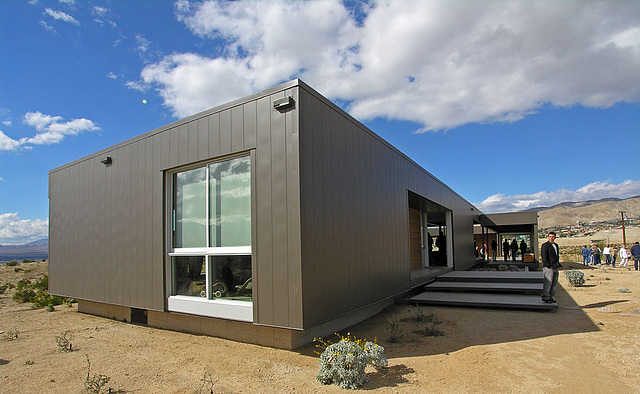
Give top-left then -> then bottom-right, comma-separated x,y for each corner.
0,130 -> 22,151
106,72 -> 119,80
475,179 -> 640,213
44,8 -> 79,25
138,0 -> 640,130
39,20 -> 56,32
0,112 -> 99,151
21,111 -> 99,146
0,213 -> 48,245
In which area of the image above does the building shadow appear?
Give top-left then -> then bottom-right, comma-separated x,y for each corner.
298,282 -> 601,361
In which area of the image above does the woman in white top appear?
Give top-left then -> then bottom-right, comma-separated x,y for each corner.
619,245 -> 629,268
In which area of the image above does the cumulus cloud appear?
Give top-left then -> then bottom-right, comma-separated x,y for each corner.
135,0 -> 640,130
44,8 -> 79,24
475,179 -> 640,213
0,112 -> 99,151
0,213 -> 48,245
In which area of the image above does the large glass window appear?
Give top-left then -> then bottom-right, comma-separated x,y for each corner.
168,155 -> 253,321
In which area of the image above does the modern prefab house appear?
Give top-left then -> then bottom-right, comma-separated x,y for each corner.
49,79 -> 536,349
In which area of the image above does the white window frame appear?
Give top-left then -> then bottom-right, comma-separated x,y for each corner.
166,153 -> 253,322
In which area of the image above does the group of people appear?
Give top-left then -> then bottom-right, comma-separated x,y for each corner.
541,234 -> 640,304
487,239 -> 528,262
580,242 -> 640,269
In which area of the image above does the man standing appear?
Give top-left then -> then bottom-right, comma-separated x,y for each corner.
603,244 -> 611,266
630,242 -> 640,271
541,231 -> 560,303
503,239 -> 510,262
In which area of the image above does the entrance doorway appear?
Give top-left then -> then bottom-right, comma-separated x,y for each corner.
408,192 -> 453,270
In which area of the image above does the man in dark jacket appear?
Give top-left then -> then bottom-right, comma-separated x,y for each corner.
541,231 -> 560,303
631,242 -> 640,271
503,239 -> 510,261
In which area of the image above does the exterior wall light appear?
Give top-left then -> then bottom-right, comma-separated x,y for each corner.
101,156 -> 112,165
273,96 -> 295,111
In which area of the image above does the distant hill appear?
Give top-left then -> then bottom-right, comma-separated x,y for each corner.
0,239 -> 48,262
536,195 -> 640,229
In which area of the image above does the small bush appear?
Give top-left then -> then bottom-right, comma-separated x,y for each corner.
85,355 -> 110,393
498,264 -> 508,271
385,315 -> 404,343
12,275 -> 68,308
617,288 -> 631,293
6,261 -> 18,267
565,270 -> 585,287
317,339 -> 388,389
2,329 -> 20,341
0,282 -> 14,294
55,330 -> 73,352
196,372 -> 219,394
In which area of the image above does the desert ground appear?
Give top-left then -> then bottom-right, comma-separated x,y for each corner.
1,251 -> 639,393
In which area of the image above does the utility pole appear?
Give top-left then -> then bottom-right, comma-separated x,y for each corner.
621,211 -> 627,246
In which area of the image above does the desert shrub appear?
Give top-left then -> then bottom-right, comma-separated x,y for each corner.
12,275 -> 67,308
414,310 -> 444,337
565,270 -> 585,287
196,372 -> 219,394
85,355 -> 110,393
2,329 -> 19,341
617,288 -> 631,293
0,282 -> 14,294
6,261 -> 18,267
316,339 -> 388,389
55,330 -> 73,352
385,315 -> 404,343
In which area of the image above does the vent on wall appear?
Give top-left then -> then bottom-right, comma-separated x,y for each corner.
130,308 -> 147,325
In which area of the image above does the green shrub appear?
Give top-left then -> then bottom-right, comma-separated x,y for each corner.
12,275 -> 67,307
386,315 -> 404,343
565,270 -> 585,287
55,330 -> 73,352
0,282 -> 14,294
317,339 -> 387,389
6,261 -> 18,267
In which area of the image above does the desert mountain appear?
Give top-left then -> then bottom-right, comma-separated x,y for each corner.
536,195 -> 640,229
0,239 -> 48,262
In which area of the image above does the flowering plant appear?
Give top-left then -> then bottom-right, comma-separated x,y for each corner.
316,333 -> 388,389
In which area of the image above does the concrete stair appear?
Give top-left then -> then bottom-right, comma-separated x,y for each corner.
403,271 -> 557,311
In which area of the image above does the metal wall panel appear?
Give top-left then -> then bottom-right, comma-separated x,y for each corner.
50,81 -> 304,327
297,85 -> 478,328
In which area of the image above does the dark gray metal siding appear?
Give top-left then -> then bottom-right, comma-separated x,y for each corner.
297,85 -> 477,329
49,82 -> 303,328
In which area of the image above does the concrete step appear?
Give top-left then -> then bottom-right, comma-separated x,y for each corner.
435,271 -> 543,284
405,292 -> 557,311
424,281 -> 543,294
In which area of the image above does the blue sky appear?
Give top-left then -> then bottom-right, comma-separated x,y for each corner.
1,0 -> 639,244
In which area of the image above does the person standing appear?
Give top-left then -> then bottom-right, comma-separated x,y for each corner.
541,231 -> 560,303
592,245 -> 601,265
519,240 -> 527,261
503,239 -> 510,262
611,244 -> 617,267
491,240 -> 497,261
510,239 -> 518,262
581,245 -> 590,265
619,245 -> 629,268
603,244 -> 611,266
630,242 -> 640,271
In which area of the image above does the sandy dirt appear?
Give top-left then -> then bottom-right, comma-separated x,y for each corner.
1,259 -> 639,393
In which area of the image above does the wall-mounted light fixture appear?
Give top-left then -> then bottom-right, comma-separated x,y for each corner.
101,156 -> 112,165
273,96 -> 295,111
